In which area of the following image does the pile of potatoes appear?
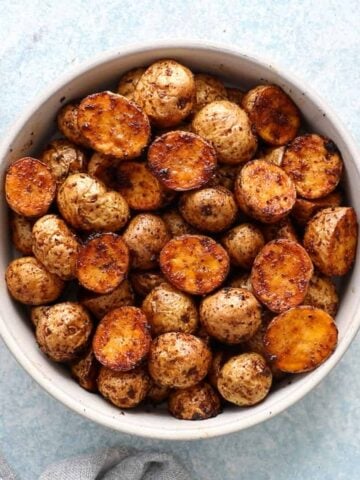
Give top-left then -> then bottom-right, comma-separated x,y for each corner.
4,59 -> 358,421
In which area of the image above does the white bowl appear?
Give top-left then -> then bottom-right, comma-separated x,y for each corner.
1,41 -> 359,440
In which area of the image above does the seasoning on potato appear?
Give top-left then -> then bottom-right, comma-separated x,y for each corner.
117,67 -> 146,102
262,217 -> 298,243
221,223 -> 265,269
192,74 -> 228,114
168,382 -> 222,420
70,348 -> 100,392
303,273 -> 339,317
57,102 -> 90,147
291,190 -> 342,226
10,213 -> 33,255
162,209 -> 196,238
130,270 -> 166,298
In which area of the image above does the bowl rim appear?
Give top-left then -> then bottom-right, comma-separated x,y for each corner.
1,40 -> 359,440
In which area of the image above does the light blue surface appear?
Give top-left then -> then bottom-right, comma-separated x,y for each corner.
1,1 -> 360,479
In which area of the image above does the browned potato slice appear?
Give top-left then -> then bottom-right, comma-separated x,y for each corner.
192,74 -> 228,114
5,157 -> 56,218
292,191 -> 342,226
117,67 -> 146,102
228,272 -> 253,292
282,134 -> 343,199
168,382 -> 221,420
303,207 -> 358,276
70,349 -> 100,392
130,270 -> 166,297
221,223 -> 265,269
10,213 -> 33,255
160,234 -> 230,295
264,306 -> 338,373
87,153 -> 119,190
148,131 -> 217,191
78,91 -> 150,158
148,332 -> 211,388
261,146 -> 285,167
57,102 -> 90,147
162,209 -> 196,238
262,217 -> 298,243
6,257 -> 64,305
77,233 -> 129,294
147,382 -> 172,405
251,239 -> 313,313
235,159 -> 296,224
226,87 -> 244,105
242,85 -> 300,145
208,165 -> 239,191
93,306 -> 151,371
303,273 -> 339,317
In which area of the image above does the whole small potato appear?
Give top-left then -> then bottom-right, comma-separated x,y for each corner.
130,270 -> 166,297
162,209 -> 196,238
35,302 -> 93,362
10,213 -> 34,255
168,382 -> 222,420
142,282 -> 198,335
57,102 -> 90,147
217,353 -> 272,406
70,349 -> 100,392
192,74 -> 228,114
148,332 -> 212,388
117,67 -> 146,101
221,223 -> 265,269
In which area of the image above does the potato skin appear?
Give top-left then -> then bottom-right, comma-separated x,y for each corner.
168,382 -> 221,420
192,74 -> 228,114
70,349 -> 100,392
303,273 -> 339,317
117,67 -> 146,102
162,209 -> 196,238
10,213 -> 33,255
6,257 -> 64,305
57,102 -> 90,147
221,223 -> 265,269
148,332 -> 212,388
292,191 -> 342,226
130,270 -> 166,297
262,217 -> 298,243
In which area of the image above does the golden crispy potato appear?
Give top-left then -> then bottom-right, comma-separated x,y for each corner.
200,287 -> 262,344
57,102 -> 90,147
262,217 -> 298,243
228,272 -> 253,292
117,67 -> 146,101
147,382 -> 172,404
217,353 -> 272,406
208,165 -> 239,191
148,131 -> 217,191
130,270 -> 166,297
260,146 -> 285,167
57,173 -> 130,232
70,349 -> 100,392
77,233 -> 129,294
292,191 -> 342,226
162,209 -> 196,238
5,157 -> 56,218
78,91 -> 150,158
226,87 -> 244,105
32,214 -> 79,280
134,59 -> 195,127
87,153 -> 119,190
235,159 -> 296,224
264,306 -> 338,373
251,239 -> 313,313
98,366 -> 150,408
303,207 -> 358,276
142,282 -> 198,335
192,74 -> 227,114
123,214 -> 170,270
192,100 -> 257,165
179,187 -> 237,233
35,302 -> 93,362
282,134 -> 343,199
221,223 -> 265,269
148,332 -> 211,388
6,257 -> 64,305
242,85 -> 300,145
303,273 -> 339,317
10,213 -> 34,255
160,234 -> 230,295
93,306 -> 151,371
168,382 -> 221,420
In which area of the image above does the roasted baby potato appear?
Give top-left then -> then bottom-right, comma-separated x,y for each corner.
282,134 -> 343,199
242,85 -> 300,145
264,306 -> 338,373
221,223 -> 265,269
35,302 -> 93,362
130,270 -> 166,297
148,332 -> 212,388
160,234 -> 230,295
228,272 -> 253,292
208,165 -> 239,191
303,207 -> 358,276
162,209 -> 196,238
142,282 -> 198,335
10,213 -> 33,255
292,190 -> 342,226
134,59 -> 195,127
6,257 -> 64,305
262,217 -> 298,243
192,74 -> 228,114
226,87 -> 244,105
217,353 -> 272,406
251,239 -> 313,313
57,102 -> 90,147
5,157 -> 56,218
303,273 -> 339,317
260,146 -> 285,167
70,348 -> 100,392
117,67 -> 146,102
192,100 -> 257,165
87,152 -> 119,190
168,382 -> 221,420
147,382 -> 172,405
93,306 -> 151,371
235,159 -> 296,224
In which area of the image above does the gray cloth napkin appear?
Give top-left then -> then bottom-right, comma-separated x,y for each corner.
0,447 -> 193,480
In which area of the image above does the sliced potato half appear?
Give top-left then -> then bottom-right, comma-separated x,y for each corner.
292,191 -> 342,226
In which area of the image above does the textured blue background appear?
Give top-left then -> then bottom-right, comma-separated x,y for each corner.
1,1 -> 360,479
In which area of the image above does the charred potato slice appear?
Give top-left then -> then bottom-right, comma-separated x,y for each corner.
192,74 -> 228,114
87,153 -> 119,190
147,382 -> 172,404
57,102 -> 90,147
208,165 -> 239,191
261,146 -> 285,167
93,306 -> 151,371
262,217 -> 298,243
303,273 -> 339,317
70,349 -> 100,392
162,209 -> 196,238
168,382 -> 221,420
226,87 -> 244,105
221,223 -> 265,269
251,239 -> 313,313
292,191 -> 342,226
130,270 -> 166,297
160,234 -> 230,295
10,213 -> 33,255
264,306 -> 338,373
117,67 -> 146,102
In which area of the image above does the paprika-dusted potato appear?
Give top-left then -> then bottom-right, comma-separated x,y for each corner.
303,207 -> 358,276
192,100 -> 257,165
6,257 -> 64,305
226,87 -> 244,105
162,209 -> 196,238
35,302 -> 93,362
147,382 -> 172,404
235,159 -> 296,224
303,273 -> 339,317
148,332 -> 212,388
5,157 -> 56,218
87,152 -> 118,190
251,239 -> 313,313
160,234 -> 230,295
192,74 -> 228,114
282,134 -> 343,199
134,59 -> 195,127
142,282 -> 198,336
117,67 -> 146,101
57,102 -> 90,147
57,173 -> 130,232
200,287 -> 262,344
148,131 -> 217,191
262,217 -> 298,243
93,306 -> 151,371
217,353 -> 272,406
168,382 -> 221,420
70,349 -> 100,392
228,272 -> 253,292
32,214 -> 79,280
264,306 -> 338,373
10,213 -> 33,255
242,85 -> 300,145
123,214 -> 170,270
78,91 -> 150,158
208,165 -> 239,191
97,366 -> 150,408
261,146 -> 285,167
130,270 -> 166,297
292,190 -> 343,226
77,233 -> 129,294
221,223 -> 265,269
